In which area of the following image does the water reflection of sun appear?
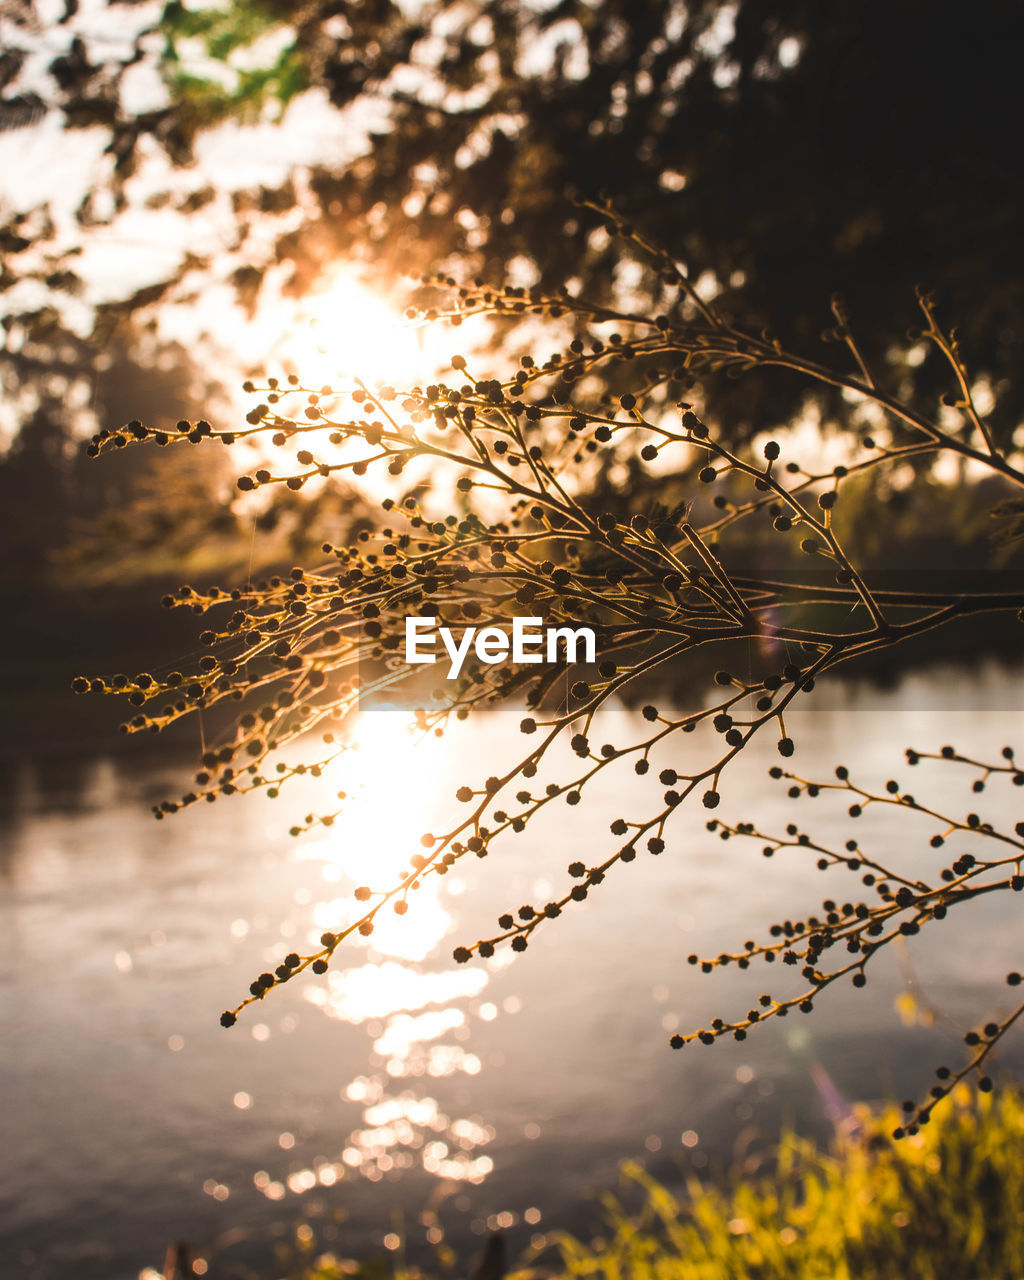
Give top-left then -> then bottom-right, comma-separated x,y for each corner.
285,711 -> 501,1186
301,709 -> 454,959
296,711 -> 496,1067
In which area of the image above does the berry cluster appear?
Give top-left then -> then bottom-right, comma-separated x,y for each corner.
678,747 -> 1024,1136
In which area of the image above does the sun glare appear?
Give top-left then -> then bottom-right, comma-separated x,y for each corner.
261,263 -> 498,394
301,271 -> 425,387
177,264 -> 444,398
306,710 -> 451,890
292,712 -> 500,1171
298,710 -> 472,970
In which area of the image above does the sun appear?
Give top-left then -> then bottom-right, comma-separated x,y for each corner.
186,264 -> 439,397
177,255 -> 499,416
274,264 -> 495,393
299,269 -> 426,388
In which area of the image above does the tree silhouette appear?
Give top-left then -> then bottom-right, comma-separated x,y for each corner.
75,211 -> 1024,1137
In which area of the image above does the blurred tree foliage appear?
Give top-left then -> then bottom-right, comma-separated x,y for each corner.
159,0 -> 310,123
4,0 -> 1024,422
3,0 -> 1022,582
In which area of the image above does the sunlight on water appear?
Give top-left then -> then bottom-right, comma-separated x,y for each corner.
333,1070 -> 495,1184
306,962 -> 487,1022
299,709 -> 462,958
286,710 -> 499,1186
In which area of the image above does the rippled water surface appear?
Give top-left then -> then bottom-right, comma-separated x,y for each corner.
3,666 -> 1024,1279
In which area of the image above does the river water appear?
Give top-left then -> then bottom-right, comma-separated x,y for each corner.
3,664 -> 1024,1279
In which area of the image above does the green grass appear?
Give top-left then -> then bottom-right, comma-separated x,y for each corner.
283,1086 -> 1024,1280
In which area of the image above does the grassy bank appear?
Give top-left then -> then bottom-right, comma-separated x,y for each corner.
281,1086 -> 1024,1280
